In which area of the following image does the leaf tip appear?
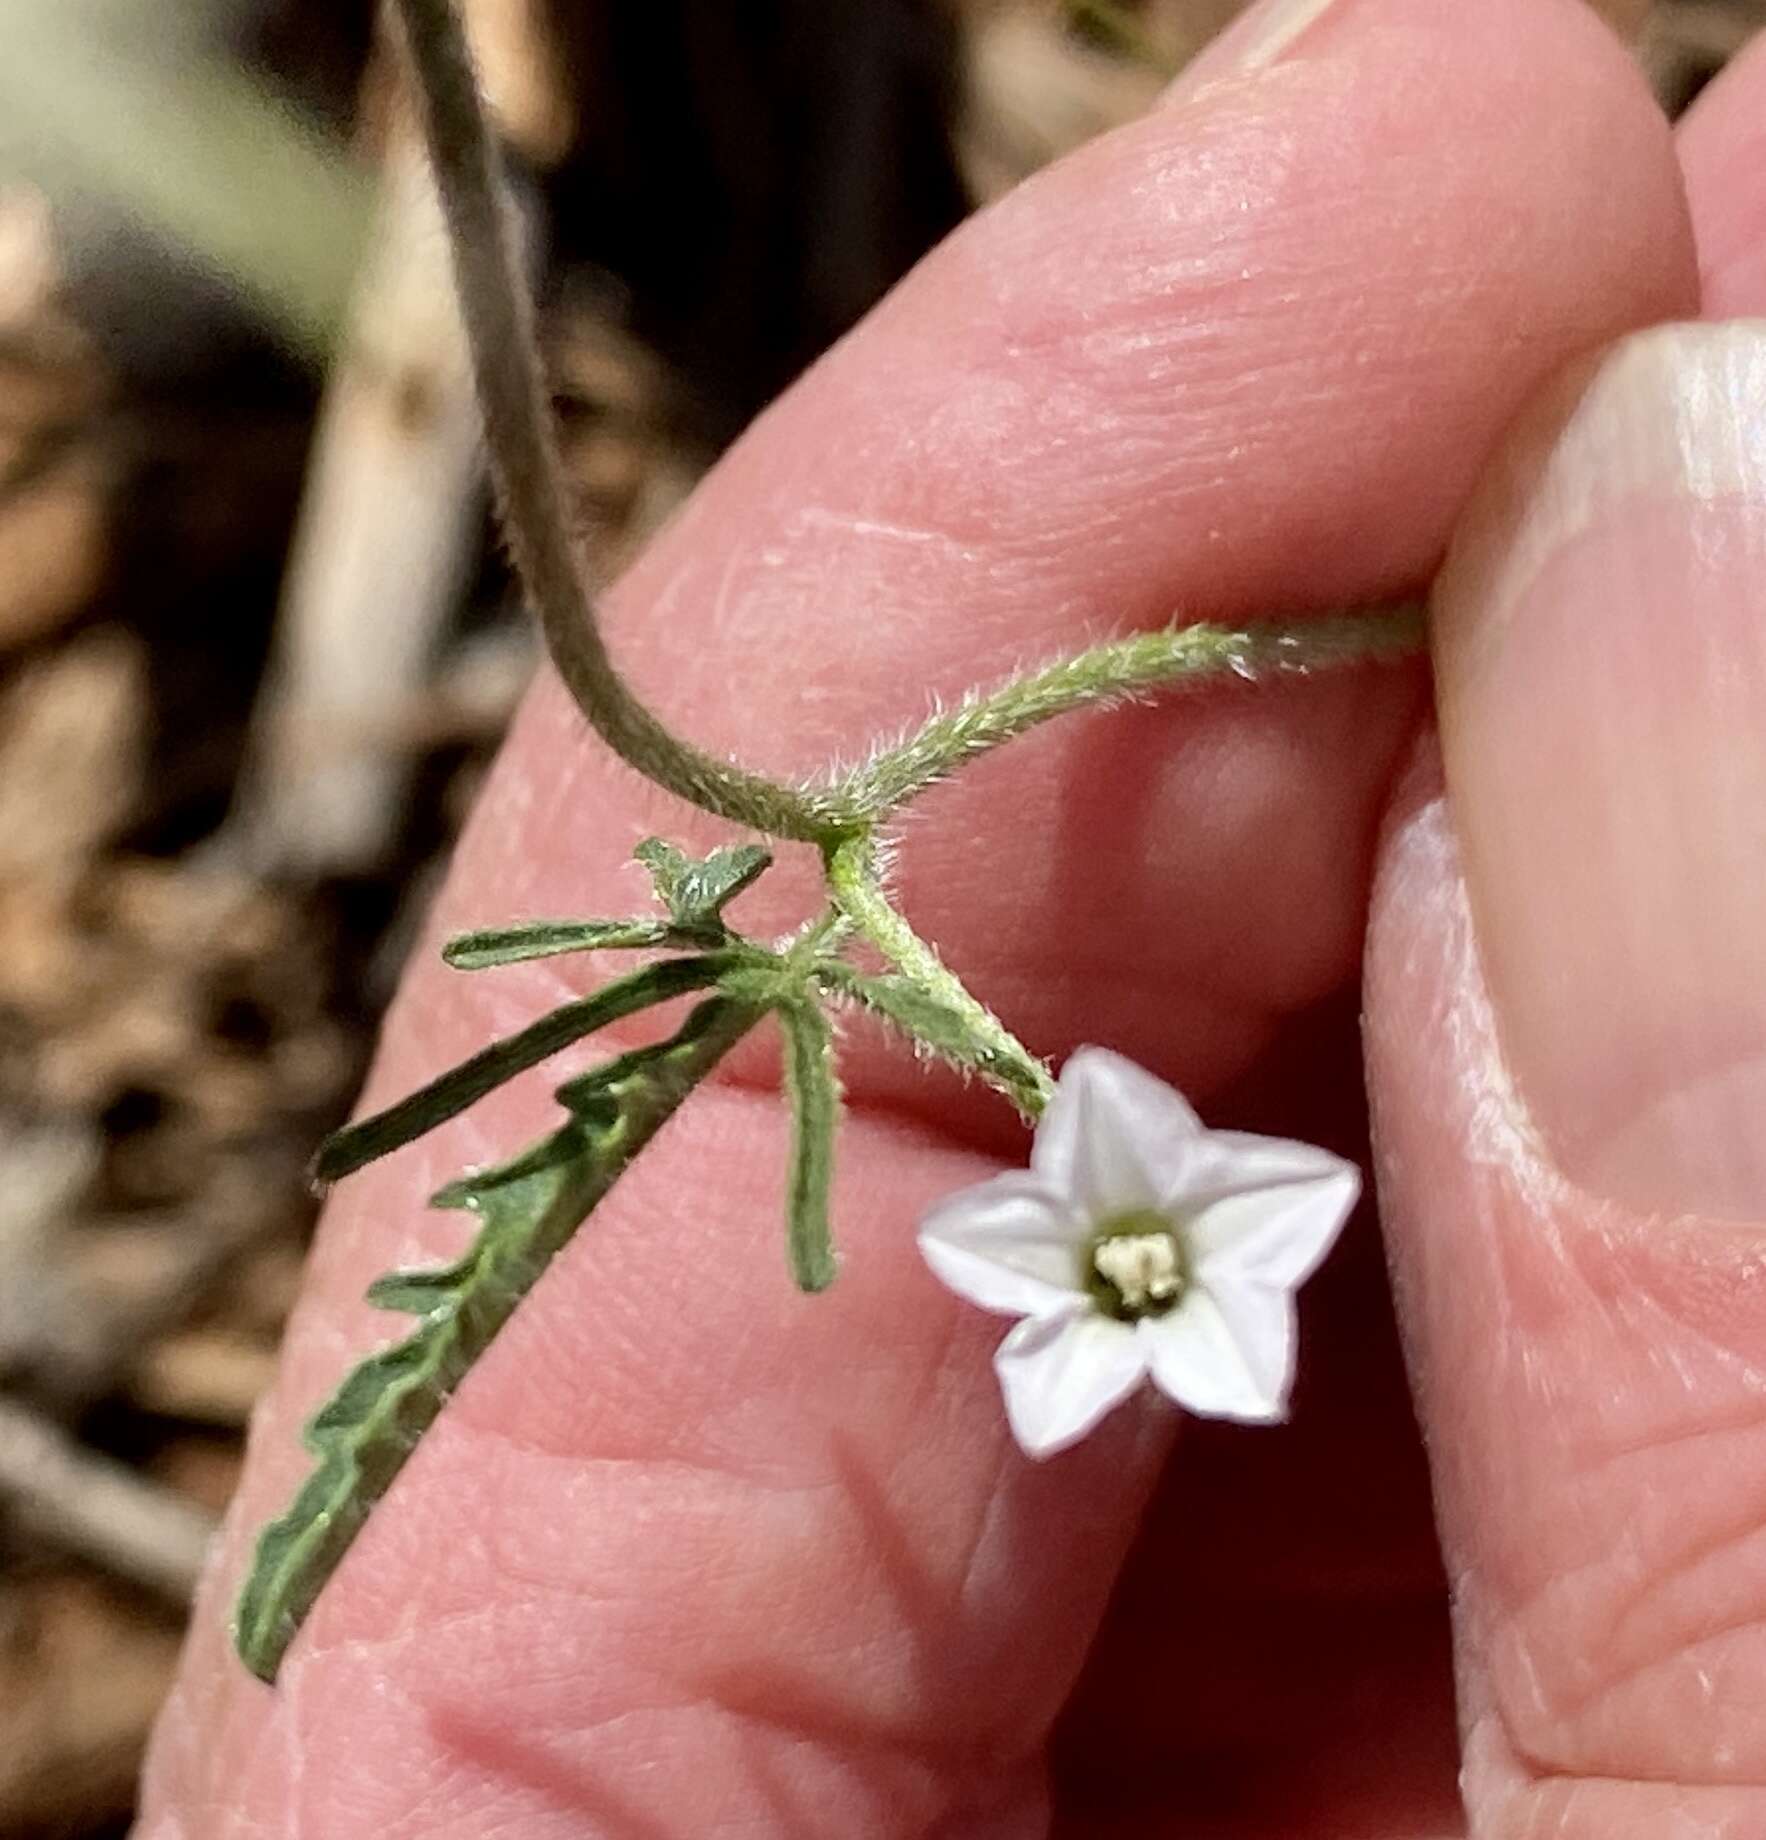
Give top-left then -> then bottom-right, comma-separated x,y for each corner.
307,1140 -> 350,1190
429,1172 -> 486,1212
792,1248 -> 840,1294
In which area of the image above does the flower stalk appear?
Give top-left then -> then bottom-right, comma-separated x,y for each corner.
826,836 -> 1055,1117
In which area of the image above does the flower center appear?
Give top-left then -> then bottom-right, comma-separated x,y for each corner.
1084,1211 -> 1190,1321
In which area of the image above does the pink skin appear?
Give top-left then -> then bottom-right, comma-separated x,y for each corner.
1367,28 -> 1766,1840
133,1 -> 1763,1833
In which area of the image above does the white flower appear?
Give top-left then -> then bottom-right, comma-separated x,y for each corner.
918,1048 -> 1360,1458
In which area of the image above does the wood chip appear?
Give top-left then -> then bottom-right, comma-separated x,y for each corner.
0,1573 -> 181,1834
0,443 -> 110,653
127,1326 -> 279,1429
0,628 -> 143,877
0,1397 -> 217,1603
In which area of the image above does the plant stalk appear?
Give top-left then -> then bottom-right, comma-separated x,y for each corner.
826,838 -> 1054,1116
822,606 -> 1426,825
391,0 -> 833,841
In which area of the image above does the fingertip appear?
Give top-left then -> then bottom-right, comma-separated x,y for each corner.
1677,29 -> 1766,316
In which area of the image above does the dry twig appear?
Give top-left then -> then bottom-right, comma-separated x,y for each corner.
0,1397 -> 217,1604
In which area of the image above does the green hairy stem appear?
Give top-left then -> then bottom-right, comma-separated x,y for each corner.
401,0 -> 1423,848
823,607 -> 1426,825
826,839 -> 1055,1118
234,997 -> 761,1682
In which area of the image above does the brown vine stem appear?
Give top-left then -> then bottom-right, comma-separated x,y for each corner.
391,0 -> 838,843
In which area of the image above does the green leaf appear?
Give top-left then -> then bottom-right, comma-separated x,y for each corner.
552,1008 -> 726,1114
443,918 -> 680,969
442,841 -> 775,972
233,995 -> 763,1684
777,998 -> 840,1293
361,1256 -> 477,1316
816,962 -> 1049,1118
635,838 -> 771,928
312,954 -> 735,1184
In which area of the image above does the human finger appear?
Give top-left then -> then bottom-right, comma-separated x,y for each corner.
143,1 -> 1692,1833
1366,64 -> 1766,1824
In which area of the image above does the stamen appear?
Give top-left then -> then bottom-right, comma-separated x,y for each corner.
1094,1233 -> 1182,1308
1085,1212 -> 1189,1319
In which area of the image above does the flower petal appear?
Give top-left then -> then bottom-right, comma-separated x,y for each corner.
1032,1047 -> 1205,1220
1188,1152 -> 1359,1288
1139,1287 -> 1292,1423
994,1306 -> 1149,1457
918,1173 -> 1084,1317
1184,1129 -> 1358,1201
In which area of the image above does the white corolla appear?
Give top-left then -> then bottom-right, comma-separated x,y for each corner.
918,1048 -> 1360,1457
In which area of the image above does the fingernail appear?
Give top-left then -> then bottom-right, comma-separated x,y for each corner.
1436,322 -> 1766,1220
1177,0 -> 1347,85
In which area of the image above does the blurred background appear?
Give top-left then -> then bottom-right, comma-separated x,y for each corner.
0,1 -> 1756,1833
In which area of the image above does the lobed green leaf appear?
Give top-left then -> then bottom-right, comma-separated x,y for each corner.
635,838 -> 772,928
234,995 -> 763,1683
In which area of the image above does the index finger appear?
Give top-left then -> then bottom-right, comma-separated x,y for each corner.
140,2 -> 1692,1834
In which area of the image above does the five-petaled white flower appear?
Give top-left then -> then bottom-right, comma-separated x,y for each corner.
918,1048 -> 1360,1457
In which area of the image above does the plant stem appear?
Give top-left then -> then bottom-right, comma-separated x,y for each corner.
826,838 -> 1054,1117
820,606 -> 1426,826
812,959 -> 1050,1119
391,0 -> 832,842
